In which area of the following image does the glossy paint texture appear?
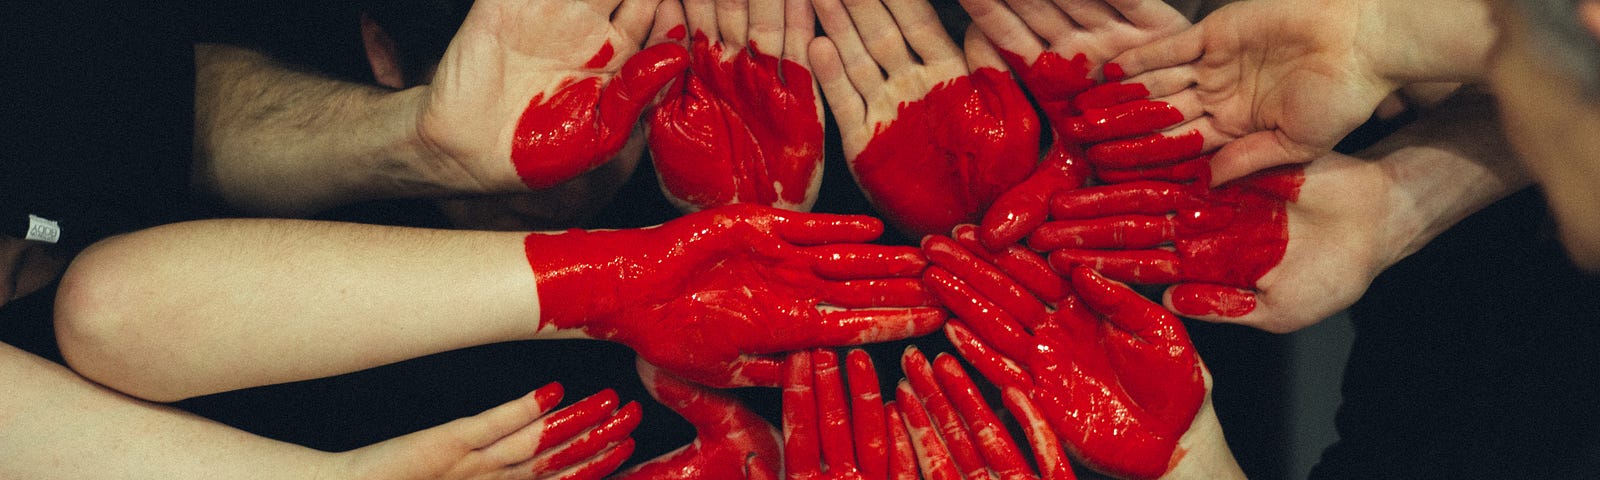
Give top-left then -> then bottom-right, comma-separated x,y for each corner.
922,235 -> 1206,480
1043,166 -> 1305,290
616,359 -> 782,479
649,30 -> 825,212
523,204 -> 944,387
849,68 -> 1040,238
510,43 -> 688,189
782,349 -> 901,480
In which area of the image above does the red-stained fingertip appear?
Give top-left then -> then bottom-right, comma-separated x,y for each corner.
1169,283 -> 1257,317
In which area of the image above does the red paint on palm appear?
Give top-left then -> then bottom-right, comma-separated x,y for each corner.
616,359 -> 782,480
524,204 -> 943,388
649,30 -> 824,212
921,236 -> 1206,479
511,43 -> 688,189
849,68 -> 1040,238
996,50 -> 1095,128
1044,166 -> 1305,290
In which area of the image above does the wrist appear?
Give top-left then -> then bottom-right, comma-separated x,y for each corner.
1159,396 -> 1246,480
1364,0 -> 1496,85
523,227 -> 644,338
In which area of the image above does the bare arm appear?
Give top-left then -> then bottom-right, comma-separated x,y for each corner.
193,44 -> 449,216
54,219 -> 544,401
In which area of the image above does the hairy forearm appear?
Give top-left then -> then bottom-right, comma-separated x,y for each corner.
0,343 -> 336,479
53,219 -> 550,402
194,44 -> 458,216
1367,88 -> 1531,264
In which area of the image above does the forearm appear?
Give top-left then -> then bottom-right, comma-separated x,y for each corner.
1366,0 -> 1495,84
194,44 -> 460,216
0,343 -> 336,479
54,219 -> 550,402
1367,88 -> 1531,264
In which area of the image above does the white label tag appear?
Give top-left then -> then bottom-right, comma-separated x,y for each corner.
25,215 -> 60,244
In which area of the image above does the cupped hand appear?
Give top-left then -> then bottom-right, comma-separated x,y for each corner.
417,0 -> 687,192
962,0 -> 1189,248
524,204 -> 945,388
811,0 -> 1040,238
614,358 -> 783,479
646,0 -> 825,213
922,230 -> 1205,479
1105,0 -> 1399,185
343,383 -> 639,480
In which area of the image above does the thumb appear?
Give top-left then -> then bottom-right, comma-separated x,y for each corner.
599,43 -> 691,136
1208,129 -> 1321,186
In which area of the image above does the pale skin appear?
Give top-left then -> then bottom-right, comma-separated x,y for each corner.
1106,0 -> 1498,185
1174,90 -> 1532,333
0,341 -> 622,480
194,0 -> 662,217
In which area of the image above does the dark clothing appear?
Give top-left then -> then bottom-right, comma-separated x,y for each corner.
1,1 -> 201,252
1313,189 -> 1600,479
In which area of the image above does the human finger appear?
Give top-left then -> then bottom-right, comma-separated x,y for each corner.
538,439 -> 636,480
1207,129 -> 1324,187
773,210 -> 885,244
1103,0 -> 1188,30
841,0 -> 916,71
923,268 -> 1035,361
783,350 -> 825,479
1106,22 -> 1203,78
765,307 -> 947,353
885,402 -> 921,480
523,402 -> 643,473
716,0 -> 751,48
1165,282 -> 1258,320
1051,0 -> 1118,30
598,43 -> 692,137
901,347 -> 991,480
882,0 -> 960,62
1094,156 -> 1209,183
685,0 -> 720,43
814,0 -> 887,99
784,0 -> 815,63
1005,0 -> 1078,44
615,0 -> 664,48
894,381 -> 963,480
1048,180 -> 1190,219
999,387 -> 1072,480
1028,216 -> 1175,251
962,28 -> 1009,72
978,150 -> 1090,249
846,349 -> 890,480
1070,265 -> 1173,338
949,225 -> 1069,303
1048,248 -> 1180,285
805,244 -> 928,279
944,321 -> 1034,392
922,234 -> 1050,328
813,349 -> 862,474
750,0 -> 787,55
959,0 -> 1044,63
453,383 -> 566,449
813,278 -> 936,309
932,354 -> 1034,480
531,389 -> 623,455
811,37 -> 870,133
647,0 -> 690,46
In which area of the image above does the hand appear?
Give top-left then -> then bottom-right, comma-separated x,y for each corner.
614,359 -> 782,479
524,204 -> 945,387
782,348 -> 909,480
435,139 -> 643,230
922,231 -> 1205,479
646,0 -> 825,213
344,383 -> 639,480
810,0 -> 1040,238
961,0 -> 1190,248
1104,0 -> 1404,185
417,0 -> 688,192
1032,165 -> 1305,305
894,346 -> 1071,480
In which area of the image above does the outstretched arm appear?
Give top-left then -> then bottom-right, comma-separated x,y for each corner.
195,0 -> 684,216
1,343 -> 633,480
55,205 -> 939,401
